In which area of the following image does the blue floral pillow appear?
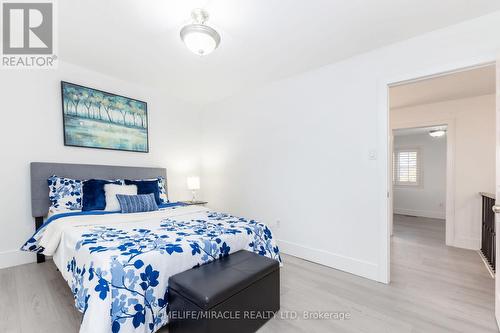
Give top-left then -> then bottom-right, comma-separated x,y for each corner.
47,175 -> 83,210
157,176 -> 168,204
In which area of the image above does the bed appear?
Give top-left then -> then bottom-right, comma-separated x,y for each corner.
22,162 -> 281,333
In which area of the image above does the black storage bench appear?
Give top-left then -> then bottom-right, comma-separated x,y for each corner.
168,250 -> 280,333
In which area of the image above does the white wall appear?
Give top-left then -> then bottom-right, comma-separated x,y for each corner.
200,12 -> 500,282
0,61 -> 202,268
2,11 -> 500,281
393,133 -> 447,219
391,95 -> 495,249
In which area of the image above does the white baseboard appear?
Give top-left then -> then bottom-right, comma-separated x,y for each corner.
478,250 -> 495,278
452,236 -> 480,250
393,208 -> 445,219
496,297 -> 500,332
277,239 -> 380,282
0,249 -> 36,269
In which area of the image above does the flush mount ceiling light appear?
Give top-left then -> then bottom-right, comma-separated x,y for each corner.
180,9 -> 221,56
429,129 -> 446,137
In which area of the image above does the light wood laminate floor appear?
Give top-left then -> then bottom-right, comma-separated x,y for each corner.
0,214 -> 496,332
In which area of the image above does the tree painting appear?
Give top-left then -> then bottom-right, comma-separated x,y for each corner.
62,82 -> 148,152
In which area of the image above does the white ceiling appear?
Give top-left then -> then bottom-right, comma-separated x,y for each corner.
390,65 -> 496,109
59,1 -> 500,105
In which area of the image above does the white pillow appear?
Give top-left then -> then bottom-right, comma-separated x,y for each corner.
104,184 -> 137,211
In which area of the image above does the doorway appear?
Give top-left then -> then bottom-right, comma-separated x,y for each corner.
385,63 -> 497,329
388,64 -> 496,250
392,125 -> 448,244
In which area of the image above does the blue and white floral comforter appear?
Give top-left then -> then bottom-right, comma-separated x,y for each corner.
21,204 -> 282,333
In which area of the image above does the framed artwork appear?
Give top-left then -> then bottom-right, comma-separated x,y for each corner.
61,81 -> 149,153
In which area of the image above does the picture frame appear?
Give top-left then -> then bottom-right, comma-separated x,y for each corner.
61,81 -> 149,153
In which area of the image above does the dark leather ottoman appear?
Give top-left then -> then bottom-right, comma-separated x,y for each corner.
168,250 -> 280,333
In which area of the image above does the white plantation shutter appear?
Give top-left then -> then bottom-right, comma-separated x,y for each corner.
393,148 -> 421,186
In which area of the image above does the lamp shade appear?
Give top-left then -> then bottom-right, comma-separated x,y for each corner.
187,176 -> 200,190
180,24 -> 220,56
180,9 -> 221,56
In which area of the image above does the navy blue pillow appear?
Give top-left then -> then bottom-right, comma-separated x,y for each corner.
82,179 -> 121,211
124,179 -> 161,205
116,193 -> 158,213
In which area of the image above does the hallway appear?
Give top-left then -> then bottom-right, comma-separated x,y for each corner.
391,214 -> 496,332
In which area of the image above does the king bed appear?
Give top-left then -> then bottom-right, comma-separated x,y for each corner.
22,162 -> 281,333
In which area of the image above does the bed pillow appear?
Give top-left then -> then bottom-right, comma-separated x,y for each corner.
82,179 -> 121,211
104,184 -> 137,212
116,193 -> 158,213
124,177 -> 168,204
47,175 -> 82,210
157,176 -> 169,204
124,179 -> 161,205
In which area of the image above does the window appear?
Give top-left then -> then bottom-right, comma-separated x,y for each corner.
393,148 -> 421,186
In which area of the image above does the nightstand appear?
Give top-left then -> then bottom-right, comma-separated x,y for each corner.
180,201 -> 208,206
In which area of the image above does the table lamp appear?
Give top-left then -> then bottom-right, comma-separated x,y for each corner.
187,176 -> 200,202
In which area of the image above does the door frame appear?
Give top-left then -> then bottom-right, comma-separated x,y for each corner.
377,57 -> 496,284
495,55 -> 500,329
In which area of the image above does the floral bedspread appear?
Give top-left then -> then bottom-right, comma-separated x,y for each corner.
21,205 -> 281,333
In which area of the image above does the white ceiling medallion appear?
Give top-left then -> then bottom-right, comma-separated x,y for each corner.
180,9 -> 221,56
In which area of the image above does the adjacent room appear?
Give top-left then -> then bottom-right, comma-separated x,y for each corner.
393,126 -> 448,223
389,66 -> 497,332
1,1 -> 500,333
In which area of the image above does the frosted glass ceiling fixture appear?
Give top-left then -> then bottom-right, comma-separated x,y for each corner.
180,8 -> 221,56
429,129 -> 446,137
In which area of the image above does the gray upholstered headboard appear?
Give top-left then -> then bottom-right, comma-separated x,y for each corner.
30,162 -> 167,217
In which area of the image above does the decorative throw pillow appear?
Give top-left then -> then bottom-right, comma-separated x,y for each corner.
47,175 -> 82,210
116,193 -> 159,214
124,177 -> 168,203
104,184 -> 137,212
124,179 -> 161,205
82,179 -> 121,211
157,176 -> 169,204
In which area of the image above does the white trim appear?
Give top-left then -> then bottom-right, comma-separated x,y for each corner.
495,54 -> 500,332
496,293 -> 500,333
478,250 -> 495,279
277,239 -> 381,282
378,56 -> 497,285
497,301 -> 500,333
378,74 -> 390,284
393,208 -> 445,219
0,249 -> 36,269
453,236 -> 481,250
